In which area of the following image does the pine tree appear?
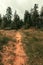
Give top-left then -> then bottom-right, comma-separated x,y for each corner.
0,14 -> 2,28
6,7 -> 12,28
32,4 -> 39,28
24,10 -> 31,29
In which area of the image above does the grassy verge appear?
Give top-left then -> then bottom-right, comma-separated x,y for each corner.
22,30 -> 43,65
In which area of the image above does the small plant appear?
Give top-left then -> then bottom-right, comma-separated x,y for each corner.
0,37 -> 9,43
0,35 -> 10,51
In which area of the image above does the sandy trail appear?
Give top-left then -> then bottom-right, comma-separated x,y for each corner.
14,32 -> 28,65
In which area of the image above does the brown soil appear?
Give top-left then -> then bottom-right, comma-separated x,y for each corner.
0,31 -> 28,65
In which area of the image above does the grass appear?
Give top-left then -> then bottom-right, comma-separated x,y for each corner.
0,34 -> 11,51
0,29 -> 43,65
22,29 -> 43,65
0,33 -> 16,51
0,63 -> 4,65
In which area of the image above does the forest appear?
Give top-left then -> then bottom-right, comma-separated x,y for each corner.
0,4 -> 43,29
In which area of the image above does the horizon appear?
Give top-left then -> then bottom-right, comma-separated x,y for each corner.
0,0 -> 43,19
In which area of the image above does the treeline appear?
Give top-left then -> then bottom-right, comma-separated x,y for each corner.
0,4 -> 43,30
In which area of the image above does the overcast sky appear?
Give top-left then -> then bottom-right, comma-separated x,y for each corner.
0,0 -> 43,19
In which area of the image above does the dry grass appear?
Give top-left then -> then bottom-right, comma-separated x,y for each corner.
0,29 -> 43,65
21,28 -> 43,65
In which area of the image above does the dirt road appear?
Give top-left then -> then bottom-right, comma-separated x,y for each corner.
14,32 -> 28,65
1,31 -> 28,65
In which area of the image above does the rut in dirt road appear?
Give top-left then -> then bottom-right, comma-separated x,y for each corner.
14,32 -> 28,65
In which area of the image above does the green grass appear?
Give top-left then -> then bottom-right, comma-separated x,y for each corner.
22,30 -> 43,65
0,34 -> 11,51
